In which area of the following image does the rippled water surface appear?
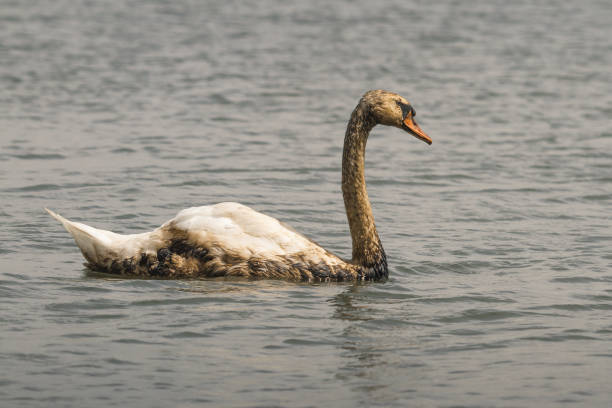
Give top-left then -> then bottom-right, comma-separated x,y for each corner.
1,0 -> 611,406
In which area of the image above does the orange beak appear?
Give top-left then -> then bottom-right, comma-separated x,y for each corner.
403,115 -> 432,145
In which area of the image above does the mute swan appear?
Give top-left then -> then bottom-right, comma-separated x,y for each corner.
47,90 -> 431,281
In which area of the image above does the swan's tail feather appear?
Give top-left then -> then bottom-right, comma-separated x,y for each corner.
45,208 -> 129,267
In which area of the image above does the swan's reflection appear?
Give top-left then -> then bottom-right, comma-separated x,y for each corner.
331,285 -> 389,394
330,283 -> 424,403
84,268 -> 305,295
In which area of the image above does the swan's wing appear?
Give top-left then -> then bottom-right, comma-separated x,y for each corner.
164,202 -> 341,263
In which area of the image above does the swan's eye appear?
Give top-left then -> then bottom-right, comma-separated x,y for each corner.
412,107 -> 416,117
396,101 -> 412,119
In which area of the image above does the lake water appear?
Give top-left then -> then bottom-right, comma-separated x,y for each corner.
1,0 -> 611,406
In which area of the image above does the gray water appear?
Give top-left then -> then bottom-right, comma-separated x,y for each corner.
1,0 -> 611,406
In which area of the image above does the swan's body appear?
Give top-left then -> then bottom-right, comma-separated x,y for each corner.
48,90 -> 431,281
46,203 -> 355,280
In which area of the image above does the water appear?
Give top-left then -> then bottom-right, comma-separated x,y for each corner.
1,0 -> 611,406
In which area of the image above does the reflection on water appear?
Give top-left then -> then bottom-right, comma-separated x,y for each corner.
331,285 -> 428,405
332,286 -> 385,394
332,286 -> 373,321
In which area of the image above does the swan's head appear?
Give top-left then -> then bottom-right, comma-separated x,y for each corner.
362,90 -> 432,145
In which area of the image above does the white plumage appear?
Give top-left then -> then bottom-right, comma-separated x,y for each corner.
47,202 -> 342,271
46,208 -> 164,264
167,202 -> 329,258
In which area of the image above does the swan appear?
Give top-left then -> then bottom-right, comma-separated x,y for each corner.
47,90 -> 431,281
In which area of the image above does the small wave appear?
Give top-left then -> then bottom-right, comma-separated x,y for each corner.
104,358 -> 139,366
164,331 -> 212,339
61,332 -> 102,339
4,182 -> 109,193
111,147 -> 136,154
10,153 -> 66,160
551,276 -> 612,283
416,295 -> 514,304
407,260 -> 495,275
130,296 -> 242,307
435,308 -> 522,323
521,334 -> 599,342
59,285 -> 113,293
113,338 -> 168,344
46,300 -> 126,311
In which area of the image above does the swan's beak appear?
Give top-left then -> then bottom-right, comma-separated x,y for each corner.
402,115 -> 432,145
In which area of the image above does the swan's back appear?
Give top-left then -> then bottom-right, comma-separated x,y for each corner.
169,203 -> 318,258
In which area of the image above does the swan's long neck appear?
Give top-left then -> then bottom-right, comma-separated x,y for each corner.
342,102 -> 387,277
